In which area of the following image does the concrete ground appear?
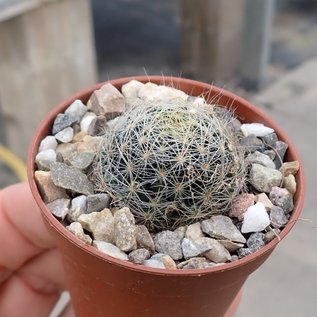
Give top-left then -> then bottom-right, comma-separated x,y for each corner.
1,1 -> 317,316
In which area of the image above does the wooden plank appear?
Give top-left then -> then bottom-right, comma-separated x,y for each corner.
239,0 -> 275,90
0,0 -> 97,158
181,0 -> 245,84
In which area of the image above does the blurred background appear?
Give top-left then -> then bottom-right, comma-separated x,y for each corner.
0,0 -> 316,316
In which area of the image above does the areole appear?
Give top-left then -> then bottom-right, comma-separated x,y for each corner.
28,76 -> 305,317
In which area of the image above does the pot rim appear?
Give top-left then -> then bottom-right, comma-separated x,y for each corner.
27,75 -> 306,277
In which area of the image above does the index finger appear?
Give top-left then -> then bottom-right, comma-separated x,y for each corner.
0,182 -> 55,273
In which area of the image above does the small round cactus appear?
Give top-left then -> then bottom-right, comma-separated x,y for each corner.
95,99 -> 246,231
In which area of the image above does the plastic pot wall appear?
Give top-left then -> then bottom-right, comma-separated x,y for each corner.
28,76 -> 305,317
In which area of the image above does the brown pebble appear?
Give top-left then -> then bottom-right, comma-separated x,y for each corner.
162,255 -> 177,269
283,174 -> 297,195
229,193 -> 255,220
88,83 -> 125,119
35,170 -> 68,203
256,193 -> 273,210
280,161 -> 300,177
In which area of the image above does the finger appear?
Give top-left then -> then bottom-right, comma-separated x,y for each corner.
0,267 -> 12,284
0,183 -> 55,272
18,248 -> 66,292
0,249 -> 68,316
0,275 -> 60,317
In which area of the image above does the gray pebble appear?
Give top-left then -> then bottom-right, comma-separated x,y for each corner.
229,117 -> 242,132
143,256 -> 166,269
47,198 -> 70,220
246,151 -> 275,169
270,205 -> 289,228
261,132 -> 278,147
196,237 -> 231,263
249,163 -> 283,193
273,141 -> 289,169
144,253 -> 177,269
50,162 -> 94,195
128,248 -> 151,264
181,238 -> 209,260
68,152 -> 95,170
52,113 -> 77,135
86,193 -> 111,213
201,215 -> 246,244
240,135 -> 265,153
230,255 -> 239,262
68,195 -> 87,222
263,150 -> 276,160
39,136 -> 58,152
65,99 -> 88,121
269,186 -> 294,214
80,113 -> 97,133
246,232 -> 265,252
264,228 -> 281,243
237,248 -> 253,259
55,127 -> 74,143
88,116 -> 108,136
154,230 -> 183,260
35,149 -> 56,170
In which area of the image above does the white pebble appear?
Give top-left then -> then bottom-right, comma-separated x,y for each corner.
137,82 -> 158,100
121,80 -> 144,99
138,83 -> 188,101
39,136 -> 58,152
68,195 -> 87,221
241,123 -> 274,137
80,113 -> 97,132
188,96 -> 206,106
65,99 -> 88,121
143,259 -> 165,269
55,127 -> 74,143
67,222 -> 92,245
241,202 -> 270,233
71,195 -> 87,212
93,241 -> 128,261
193,97 -> 205,106
35,149 -> 56,164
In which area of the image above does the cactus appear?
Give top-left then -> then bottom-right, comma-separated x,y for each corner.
94,99 -> 246,231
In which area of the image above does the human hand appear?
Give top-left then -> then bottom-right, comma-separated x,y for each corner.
0,183 -> 73,317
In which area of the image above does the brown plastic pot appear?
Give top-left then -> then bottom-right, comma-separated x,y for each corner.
28,76 -> 305,317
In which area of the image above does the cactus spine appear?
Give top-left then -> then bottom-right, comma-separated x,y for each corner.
95,99 -> 246,231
